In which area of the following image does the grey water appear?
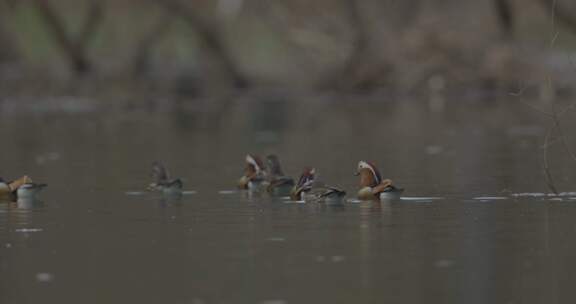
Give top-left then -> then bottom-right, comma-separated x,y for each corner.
1,95 -> 576,304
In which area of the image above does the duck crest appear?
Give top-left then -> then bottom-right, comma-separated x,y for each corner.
357,161 -> 382,187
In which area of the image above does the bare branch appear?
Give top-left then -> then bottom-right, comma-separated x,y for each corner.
538,0 -> 576,36
32,0 -> 104,74
132,14 -> 174,76
32,0 -> 90,73
154,0 -> 248,88
319,0 -> 373,90
493,0 -> 514,38
75,0 -> 104,51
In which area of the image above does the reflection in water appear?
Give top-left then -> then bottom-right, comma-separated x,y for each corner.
250,97 -> 289,146
16,198 -> 45,210
157,195 -> 183,209
0,96 -> 576,303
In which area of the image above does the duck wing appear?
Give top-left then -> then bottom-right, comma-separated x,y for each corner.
372,180 -> 397,194
318,186 -> 346,198
270,176 -> 294,187
152,161 -> 169,183
165,179 -> 183,189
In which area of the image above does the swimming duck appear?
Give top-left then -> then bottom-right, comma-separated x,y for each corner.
356,161 -> 403,201
148,161 -> 183,195
0,176 -> 47,201
16,183 -> 48,199
238,154 -> 267,191
290,167 -> 346,203
265,154 -> 294,196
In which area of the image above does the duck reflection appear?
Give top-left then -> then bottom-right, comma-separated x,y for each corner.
157,194 -> 183,209
315,201 -> 346,213
16,197 -> 45,209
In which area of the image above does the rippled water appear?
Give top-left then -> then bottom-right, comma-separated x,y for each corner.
1,95 -> 576,303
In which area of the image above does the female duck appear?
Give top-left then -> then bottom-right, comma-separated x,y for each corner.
290,167 -> 346,203
265,154 -> 294,196
356,161 -> 403,201
148,161 -> 183,195
238,154 -> 267,191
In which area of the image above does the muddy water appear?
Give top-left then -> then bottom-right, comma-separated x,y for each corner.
1,95 -> 576,304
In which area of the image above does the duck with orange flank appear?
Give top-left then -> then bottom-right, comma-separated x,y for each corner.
238,154 -> 267,191
356,161 -> 403,201
290,167 -> 346,203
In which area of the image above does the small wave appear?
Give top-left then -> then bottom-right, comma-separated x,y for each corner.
125,191 -> 146,196
218,190 -> 238,195
400,197 -> 445,201
473,196 -> 508,200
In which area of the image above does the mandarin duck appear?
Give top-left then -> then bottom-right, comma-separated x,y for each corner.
356,161 -> 403,201
290,167 -> 346,202
148,161 -> 183,195
0,176 -> 46,201
238,154 -> 267,191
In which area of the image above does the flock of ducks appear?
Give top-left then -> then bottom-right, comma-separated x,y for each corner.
0,154 -> 403,204
151,154 -> 404,202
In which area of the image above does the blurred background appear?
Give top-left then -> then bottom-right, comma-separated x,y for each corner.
1,0 -> 576,99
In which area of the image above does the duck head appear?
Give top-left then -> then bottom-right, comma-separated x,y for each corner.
355,161 -> 382,188
291,167 -> 315,200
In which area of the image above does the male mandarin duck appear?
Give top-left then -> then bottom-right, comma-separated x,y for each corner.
238,154 -> 267,191
148,161 -> 183,195
0,175 -> 47,201
290,167 -> 346,202
356,161 -> 403,201
265,154 -> 294,196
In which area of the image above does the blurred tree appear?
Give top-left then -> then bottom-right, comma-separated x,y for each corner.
32,0 -> 104,75
493,0 -> 514,38
155,0 -> 249,88
321,0 -> 389,91
538,0 -> 576,35
131,13 -> 174,76
0,0 -> 18,63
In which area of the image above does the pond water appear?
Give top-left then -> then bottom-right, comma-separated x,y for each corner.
1,94 -> 576,304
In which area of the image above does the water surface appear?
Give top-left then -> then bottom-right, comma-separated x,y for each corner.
1,95 -> 576,304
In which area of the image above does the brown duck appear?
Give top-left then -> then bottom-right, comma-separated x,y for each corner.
356,161 -> 403,201
238,154 -> 267,191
